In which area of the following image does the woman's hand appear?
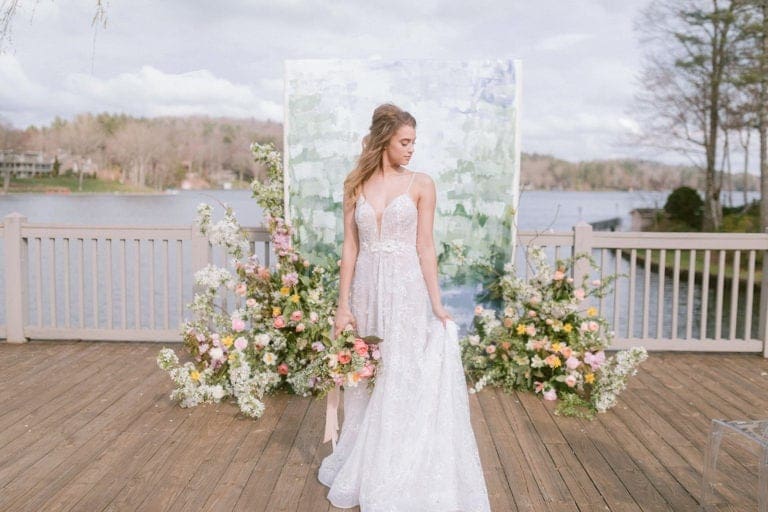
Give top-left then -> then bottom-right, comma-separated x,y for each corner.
333,306 -> 357,339
432,303 -> 453,328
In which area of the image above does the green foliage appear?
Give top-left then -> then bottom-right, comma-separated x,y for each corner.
664,186 -> 703,229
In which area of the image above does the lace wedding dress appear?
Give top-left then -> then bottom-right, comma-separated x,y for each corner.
317,172 -> 492,512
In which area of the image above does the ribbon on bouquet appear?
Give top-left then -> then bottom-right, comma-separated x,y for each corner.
323,383 -> 341,450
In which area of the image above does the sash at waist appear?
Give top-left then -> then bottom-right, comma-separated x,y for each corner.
359,239 -> 415,254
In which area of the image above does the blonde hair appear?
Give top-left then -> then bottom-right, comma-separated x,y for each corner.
343,103 -> 416,203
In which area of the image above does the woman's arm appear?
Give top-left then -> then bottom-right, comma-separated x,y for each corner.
415,174 -> 444,311
334,193 -> 359,335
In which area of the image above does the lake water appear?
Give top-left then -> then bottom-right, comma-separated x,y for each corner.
0,189 -> 703,229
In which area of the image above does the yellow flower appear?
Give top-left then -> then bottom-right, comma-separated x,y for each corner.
272,306 -> 282,317
516,324 -> 526,335
290,294 -> 300,303
545,354 -> 561,368
190,370 -> 200,382
563,323 -> 573,333
222,336 -> 233,348
228,353 -> 236,361
280,286 -> 290,296
587,307 -> 598,317
584,372 -> 595,384
551,342 -> 563,353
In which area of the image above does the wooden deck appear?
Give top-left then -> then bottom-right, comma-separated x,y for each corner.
1,342 -> 767,512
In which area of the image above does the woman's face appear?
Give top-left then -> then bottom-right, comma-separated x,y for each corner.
385,124 -> 415,167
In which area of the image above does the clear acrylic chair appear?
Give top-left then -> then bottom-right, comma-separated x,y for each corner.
701,419 -> 768,512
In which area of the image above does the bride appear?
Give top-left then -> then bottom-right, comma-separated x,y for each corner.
317,103 -> 492,511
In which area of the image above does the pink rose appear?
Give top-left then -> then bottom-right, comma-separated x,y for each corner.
257,266 -> 271,279
573,288 -> 585,301
584,350 -> 605,370
542,388 -> 558,401
485,345 -> 496,354
235,282 -> 247,297
358,365 -> 374,378
295,323 -> 305,332
553,270 -> 565,281
303,259 -> 310,267
534,381 -> 544,393
234,337 -> 247,350
588,321 -> 599,332
309,311 -> 319,323
273,316 -> 286,328
278,363 -> 289,375
565,375 -> 577,387
354,340 -> 369,357
232,317 -> 246,332
474,305 -> 484,315
528,310 -> 537,317
290,310 -> 303,322
338,350 -> 352,365
525,325 -> 537,336
565,356 -> 581,369
246,298 -> 257,308
561,346 -> 573,358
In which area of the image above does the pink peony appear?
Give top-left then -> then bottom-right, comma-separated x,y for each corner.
290,310 -> 303,322
542,388 -> 558,401
257,266 -> 271,279
235,282 -> 247,297
232,317 -> 246,332
273,316 -> 286,329
553,270 -> 565,281
561,346 -> 573,358
485,345 -> 496,354
234,337 -> 248,350
584,350 -> 605,370
358,364 -> 374,378
525,325 -> 537,336
565,374 -> 577,387
295,323 -> 305,332
573,288 -> 585,301
278,363 -> 289,375
282,272 -> 299,287
311,341 -> 325,352
309,311 -> 319,323
565,356 -> 581,369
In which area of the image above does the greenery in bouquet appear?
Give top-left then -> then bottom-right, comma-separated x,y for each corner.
288,325 -> 383,398
459,246 -> 648,418
156,141 -> 342,418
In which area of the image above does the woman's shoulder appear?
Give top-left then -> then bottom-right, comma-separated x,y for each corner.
405,169 -> 434,185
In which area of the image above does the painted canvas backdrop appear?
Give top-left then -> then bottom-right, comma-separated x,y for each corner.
283,58 -> 521,326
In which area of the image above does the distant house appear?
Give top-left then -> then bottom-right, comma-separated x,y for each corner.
0,150 -> 53,178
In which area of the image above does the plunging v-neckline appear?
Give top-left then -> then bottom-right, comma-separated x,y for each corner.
360,192 -> 414,240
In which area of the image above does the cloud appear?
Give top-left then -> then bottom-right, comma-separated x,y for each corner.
537,33 -> 595,52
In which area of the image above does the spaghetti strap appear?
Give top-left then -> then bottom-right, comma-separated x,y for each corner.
405,172 -> 416,192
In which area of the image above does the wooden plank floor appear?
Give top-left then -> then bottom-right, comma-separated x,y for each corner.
1,341 -> 768,511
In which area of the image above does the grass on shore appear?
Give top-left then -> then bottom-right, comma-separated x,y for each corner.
4,176 -> 155,194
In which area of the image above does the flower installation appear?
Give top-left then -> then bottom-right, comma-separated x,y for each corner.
157,142 -> 344,418
459,246 -> 648,418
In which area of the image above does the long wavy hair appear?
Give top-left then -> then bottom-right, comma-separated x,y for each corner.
343,103 -> 417,203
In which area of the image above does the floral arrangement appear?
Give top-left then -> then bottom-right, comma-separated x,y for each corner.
157,142 -> 341,418
288,325 -> 383,398
459,246 -> 648,418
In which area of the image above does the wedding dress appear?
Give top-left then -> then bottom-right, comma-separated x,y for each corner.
317,172 -> 492,512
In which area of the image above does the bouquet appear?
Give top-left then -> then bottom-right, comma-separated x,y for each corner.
288,324 -> 383,397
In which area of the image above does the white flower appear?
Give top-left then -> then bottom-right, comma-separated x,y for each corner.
263,352 -> 277,365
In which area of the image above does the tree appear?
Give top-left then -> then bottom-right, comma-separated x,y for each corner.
633,0 -> 746,230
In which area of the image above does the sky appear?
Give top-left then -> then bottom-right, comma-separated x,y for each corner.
0,0 -> 663,163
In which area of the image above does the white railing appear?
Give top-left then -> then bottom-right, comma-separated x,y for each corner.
517,223 -> 768,355
1,212 -> 272,342
2,213 -> 768,355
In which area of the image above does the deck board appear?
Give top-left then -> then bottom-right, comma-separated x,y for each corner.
1,341 -> 767,511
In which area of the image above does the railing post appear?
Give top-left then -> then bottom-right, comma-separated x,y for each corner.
572,221 -> 593,284
4,212 -> 28,343
760,228 -> 768,357
190,223 -> 211,283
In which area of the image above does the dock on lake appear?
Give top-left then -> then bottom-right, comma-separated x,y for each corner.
1,340 -> 767,511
